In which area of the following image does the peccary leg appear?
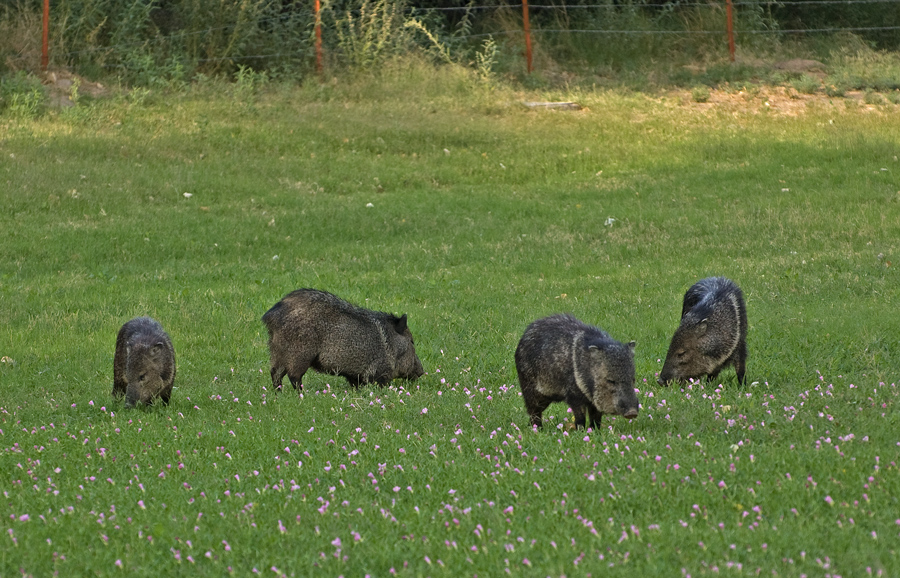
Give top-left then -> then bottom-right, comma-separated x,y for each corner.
287,374 -> 304,391
285,357 -> 312,392
735,365 -> 746,386
342,373 -> 368,388
278,363 -> 309,391
586,406 -> 603,431
373,371 -> 393,387
733,347 -> 747,385
571,404 -> 588,430
270,366 -> 287,391
112,349 -> 127,399
524,393 -> 552,429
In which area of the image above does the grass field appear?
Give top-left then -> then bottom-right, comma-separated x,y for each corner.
1,63 -> 899,576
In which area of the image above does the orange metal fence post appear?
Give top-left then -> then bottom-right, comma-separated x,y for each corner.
315,0 -> 323,77
726,0 -> 735,62
522,0 -> 533,74
42,0 -> 50,71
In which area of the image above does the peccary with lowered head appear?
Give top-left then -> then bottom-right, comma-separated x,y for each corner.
515,314 -> 639,430
262,289 -> 425,390
658,277 -> 747,386
113,317 -> 176,408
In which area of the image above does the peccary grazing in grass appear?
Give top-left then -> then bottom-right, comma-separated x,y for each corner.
658,277 -> 747,386
262,289 -> 425,390
515,314 -> 639,430
112,317 -> 176,408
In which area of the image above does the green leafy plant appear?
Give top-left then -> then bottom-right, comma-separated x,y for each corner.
790,74 -> 820,95
863,88 -> 885,104
0,70 -> 46,117
333,0 -> 413,70
691,84 -> 711,102
474,37 -> 499,84
824,79 -> 849,97
828,46 -> 900,92
233,64 -> 269,100
404,19 -> 453,65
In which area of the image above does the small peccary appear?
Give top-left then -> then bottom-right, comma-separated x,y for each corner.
515,314 -> 639,431
112,317 -> 176,408
658,277 -> 747,386
262,289 -> 425,390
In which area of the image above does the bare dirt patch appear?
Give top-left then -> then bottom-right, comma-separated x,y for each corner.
670,85 -> 883,118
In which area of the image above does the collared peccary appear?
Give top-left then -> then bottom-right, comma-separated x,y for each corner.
515,314 -> 639,431
658,277 -> 747,386
112,317 -> 176,408
262,289 -> 425,390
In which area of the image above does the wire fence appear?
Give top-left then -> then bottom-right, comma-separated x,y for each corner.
8,0 -> 900,78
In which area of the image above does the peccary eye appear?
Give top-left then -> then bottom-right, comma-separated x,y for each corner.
139,374 -> 147,381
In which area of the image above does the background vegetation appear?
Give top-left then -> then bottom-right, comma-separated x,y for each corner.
1,59 -> 899,575
2,0 -> 900,89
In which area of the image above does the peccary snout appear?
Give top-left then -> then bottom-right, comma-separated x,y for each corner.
407,356 -> 426,380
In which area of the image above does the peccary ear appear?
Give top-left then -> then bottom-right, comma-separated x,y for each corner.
696,319 -> 709,336
150,343 -> 164,358
394,314 -> 409,334
627,341 -> 636,352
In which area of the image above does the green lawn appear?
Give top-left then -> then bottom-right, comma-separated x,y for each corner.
1,66 -> 899,576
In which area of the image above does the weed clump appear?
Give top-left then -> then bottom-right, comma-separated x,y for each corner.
824,79 -> 849,97
691,85 -> 711,103
863,89 -> 885,105
791,74 -> 820,95
0,71 -> 46,118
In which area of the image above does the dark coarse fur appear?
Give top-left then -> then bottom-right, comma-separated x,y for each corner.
659,277 -> 747,386
515,314 -> 639,431
262,289 -> 425,391
112,317 -> 176,408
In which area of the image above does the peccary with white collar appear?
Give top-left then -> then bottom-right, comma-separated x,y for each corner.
112,317 -> 176,407
263,289 -> 425,390
515,314 -> 639,430
658,277 -> 747,386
